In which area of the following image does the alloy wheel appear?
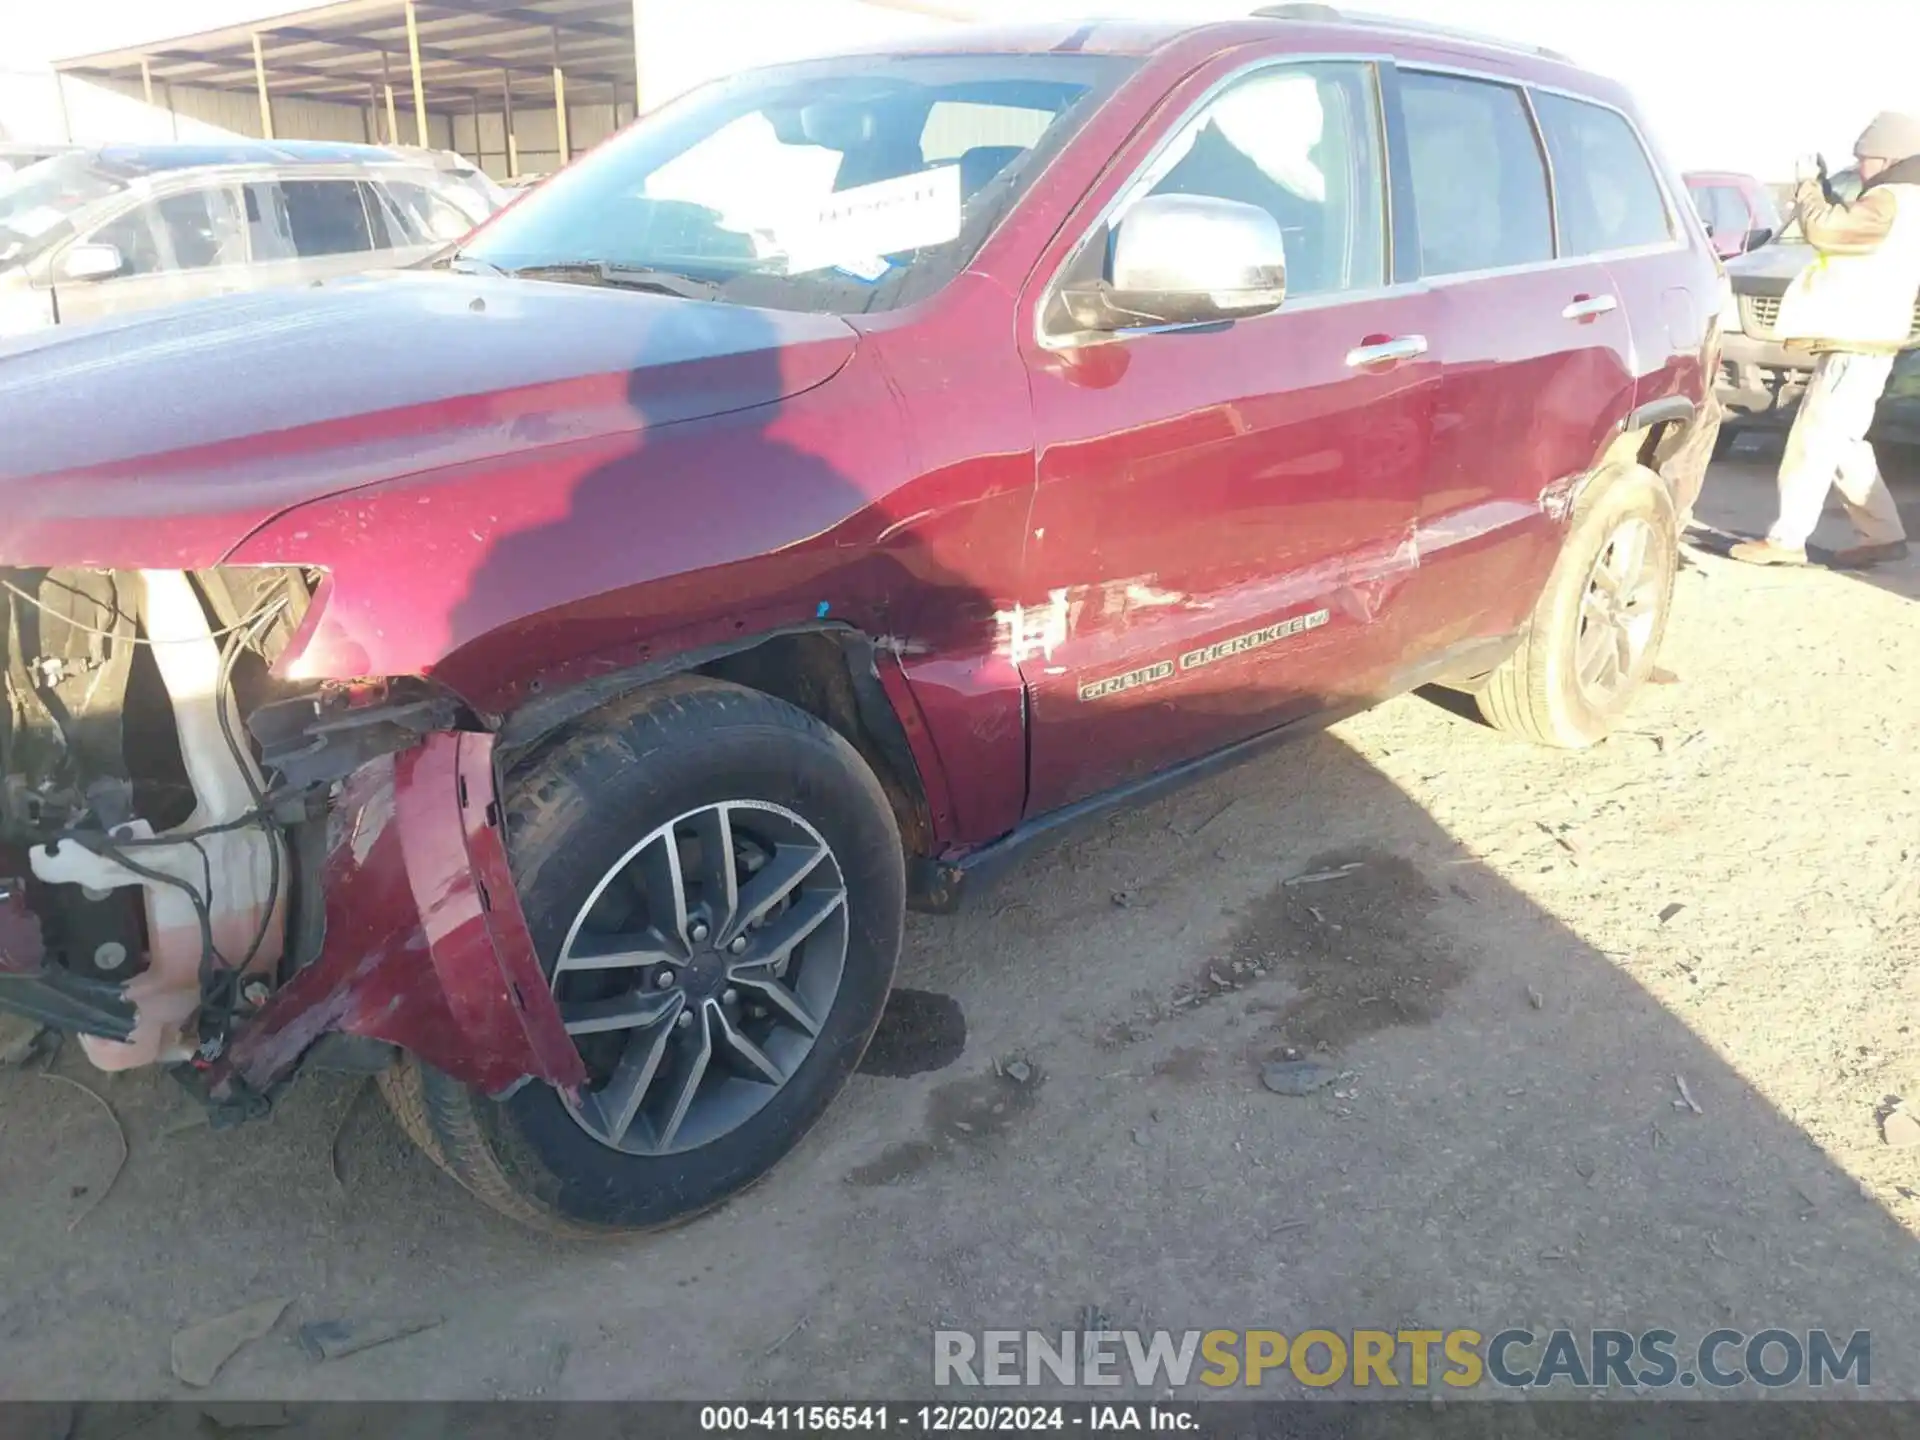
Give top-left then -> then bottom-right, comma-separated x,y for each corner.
549,800 -> 849,1156
1575,517 -> 1662,705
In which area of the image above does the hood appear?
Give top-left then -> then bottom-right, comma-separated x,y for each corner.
0,270 -> 858,568
1725,239 -> 1813,296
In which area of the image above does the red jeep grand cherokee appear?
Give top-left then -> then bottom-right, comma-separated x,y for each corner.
0,8 -> 1719,1233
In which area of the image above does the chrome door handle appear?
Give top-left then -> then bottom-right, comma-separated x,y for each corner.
1345,335 -> 1429,367
1562,294 -> 1619,320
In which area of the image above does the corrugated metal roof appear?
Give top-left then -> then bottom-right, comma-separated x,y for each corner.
57,0 -> 638,106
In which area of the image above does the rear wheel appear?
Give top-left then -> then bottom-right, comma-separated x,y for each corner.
1476,465 -> 1677,749
385,677 -> 904,1235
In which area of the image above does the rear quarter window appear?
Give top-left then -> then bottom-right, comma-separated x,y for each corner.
377,178 -> 477,243
1530,91 -> 1672,255
1397,70 -> 1553,276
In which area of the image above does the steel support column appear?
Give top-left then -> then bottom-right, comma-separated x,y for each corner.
382,52 -> 399,145
502,69 -> 518,177
404,0 -> 429,147
552,29 -> 569,166
251,32 -> 274,139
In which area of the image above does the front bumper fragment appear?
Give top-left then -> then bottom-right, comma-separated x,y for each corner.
210,729 -> 585,1101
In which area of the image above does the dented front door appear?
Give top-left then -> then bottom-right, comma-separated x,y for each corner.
1017,287 -> 1441,814
1012,56 -> 1438,815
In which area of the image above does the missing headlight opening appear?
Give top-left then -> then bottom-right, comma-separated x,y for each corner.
0,566 -> 443,1083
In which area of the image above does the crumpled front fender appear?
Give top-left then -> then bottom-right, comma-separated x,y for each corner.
213,730 -> 585,1098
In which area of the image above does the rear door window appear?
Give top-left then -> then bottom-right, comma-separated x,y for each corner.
279,179 -> 375,256
1530,91 -> 1672,255
1398,70 -> 1553,276
377,178 -> 477,243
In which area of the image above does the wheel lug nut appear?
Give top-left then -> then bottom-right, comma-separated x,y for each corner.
722,988 -> 738,1005
655,969 -> 675,989
728,936 -> 748,955
676,1011 -> 693,1029
690,922 -> 710,943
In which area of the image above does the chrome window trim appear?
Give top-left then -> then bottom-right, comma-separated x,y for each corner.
1077,277 -> 1434,344
1035,51 -> 1692,352
1517,85 -> 1561,258
1416,240 -> 1682,290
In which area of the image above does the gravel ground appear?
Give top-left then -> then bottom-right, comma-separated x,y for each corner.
1,448 -> 1917,1405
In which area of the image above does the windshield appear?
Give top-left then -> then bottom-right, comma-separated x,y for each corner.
459,52 -> 1135,313
0,153 -> 126,268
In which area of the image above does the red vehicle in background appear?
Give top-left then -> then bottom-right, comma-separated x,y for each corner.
0,6 -> 1721,1234
1684,169 -> 1782,259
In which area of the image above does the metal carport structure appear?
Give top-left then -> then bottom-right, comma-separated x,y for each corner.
54,0 -> 970,178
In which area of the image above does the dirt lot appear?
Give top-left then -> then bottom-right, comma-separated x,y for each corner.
2,449 -> 1917,1403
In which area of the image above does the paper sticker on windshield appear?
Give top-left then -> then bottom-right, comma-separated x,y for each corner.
833,255 -> 891,283
786,165 -> 961,274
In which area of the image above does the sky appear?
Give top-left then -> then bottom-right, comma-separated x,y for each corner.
5,0 -> 1914,178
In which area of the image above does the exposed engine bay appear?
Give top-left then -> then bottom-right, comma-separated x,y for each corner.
0,565 -> 469,1100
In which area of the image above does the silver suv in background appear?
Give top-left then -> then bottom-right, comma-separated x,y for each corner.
0,143 -> 79,180
0,140 -> 505,337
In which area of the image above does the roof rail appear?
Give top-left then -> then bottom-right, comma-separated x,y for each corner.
1249,4 -> 1574,65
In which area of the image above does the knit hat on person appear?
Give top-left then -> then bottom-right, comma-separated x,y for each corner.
1854,111 -> 1920,163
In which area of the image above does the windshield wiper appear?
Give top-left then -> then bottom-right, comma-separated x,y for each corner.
508,260 -> 720,300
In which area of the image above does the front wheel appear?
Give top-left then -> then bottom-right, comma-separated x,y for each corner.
388,677 -> 905,1235
1476,465 -> 1678,749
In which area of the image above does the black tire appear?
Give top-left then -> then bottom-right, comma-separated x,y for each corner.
375,1056 -> 445,1168
1476,465 -> 1678,749
387,676 -> 904,1235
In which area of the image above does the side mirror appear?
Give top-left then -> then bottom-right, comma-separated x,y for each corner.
1745,227 -> 1775,252
58,243 -> 125,282
1060,194 -> 1287,334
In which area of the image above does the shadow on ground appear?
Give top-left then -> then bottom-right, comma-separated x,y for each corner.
3,695 -> 1918,1406
1694,436 -> 1920,603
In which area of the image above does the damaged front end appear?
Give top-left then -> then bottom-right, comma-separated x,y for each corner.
0,566 -> 581,1119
